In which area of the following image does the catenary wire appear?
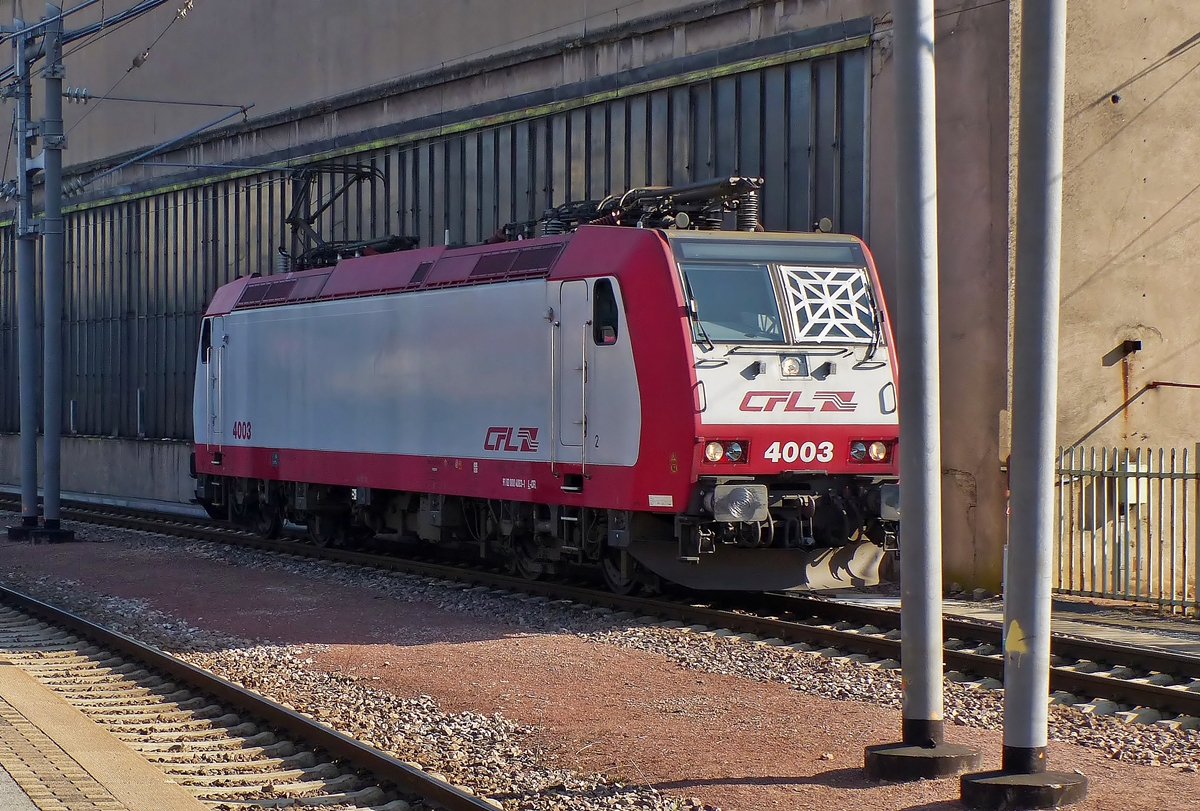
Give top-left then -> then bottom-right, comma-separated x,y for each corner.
66,0 -> 198,136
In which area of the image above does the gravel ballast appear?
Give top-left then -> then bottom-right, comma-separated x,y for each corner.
0,511 -> 1197,810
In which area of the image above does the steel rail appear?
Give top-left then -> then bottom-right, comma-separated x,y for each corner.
0,584 -> 500,811
744,592 -> 1200,681
5,495 -> 1200,719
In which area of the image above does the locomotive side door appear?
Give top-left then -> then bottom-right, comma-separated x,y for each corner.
204,316 -> 226,451
556,281 -> 590,462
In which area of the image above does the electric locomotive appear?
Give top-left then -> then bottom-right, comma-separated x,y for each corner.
191,176 -> 899,593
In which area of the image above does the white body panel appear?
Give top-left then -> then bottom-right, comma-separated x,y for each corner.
192,278 -> 642,466
694,345 -> 898,425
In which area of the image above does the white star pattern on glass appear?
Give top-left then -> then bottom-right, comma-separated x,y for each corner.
781,265 -> 876,343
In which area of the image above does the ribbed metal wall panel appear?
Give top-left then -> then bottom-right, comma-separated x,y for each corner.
0,46 -> 869,441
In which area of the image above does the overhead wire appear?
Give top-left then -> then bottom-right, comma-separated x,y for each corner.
75,94 -> 243,108
0,0 -> 178,84
62,8 -> 141,62
66,0 -> 197,136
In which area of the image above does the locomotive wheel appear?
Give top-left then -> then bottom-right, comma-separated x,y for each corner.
601,550 -> 637,595
306,515 -> 342,548
601,550 -> 662,595
251,504 -> 283,540
230,500 -> 251,526
510,537 -> 544,581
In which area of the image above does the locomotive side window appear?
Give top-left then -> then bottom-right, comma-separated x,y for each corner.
593,278 -> 619,345
200,319 -> 212,363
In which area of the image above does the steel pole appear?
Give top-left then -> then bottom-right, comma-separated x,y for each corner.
893,0 -> 944,744
9,18 -> 40,538
1003,0 -> 1067,772
40,3 -> 70,538
962,0 -> 1087,806
865,1 -> 977,778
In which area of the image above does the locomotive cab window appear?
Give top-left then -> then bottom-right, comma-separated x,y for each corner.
680,262 -> 784,343
593,278 -> 619,345
200,319 -> 212,362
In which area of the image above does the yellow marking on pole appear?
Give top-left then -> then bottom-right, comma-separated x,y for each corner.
1005,619 -> 1029,655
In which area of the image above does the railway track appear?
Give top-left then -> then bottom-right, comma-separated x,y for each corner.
5,496 -> 1200,723
0,585 -> 503,810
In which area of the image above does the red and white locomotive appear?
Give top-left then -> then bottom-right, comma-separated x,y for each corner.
191,177 -> 900,592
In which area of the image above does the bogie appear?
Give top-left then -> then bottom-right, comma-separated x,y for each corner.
197,474 -> 663,593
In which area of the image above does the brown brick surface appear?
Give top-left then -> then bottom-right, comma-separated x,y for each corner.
0,663 -> 208,811
0,700 -> 126,810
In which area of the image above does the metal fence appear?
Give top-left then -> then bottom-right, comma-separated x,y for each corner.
1056,446 -> 1199,613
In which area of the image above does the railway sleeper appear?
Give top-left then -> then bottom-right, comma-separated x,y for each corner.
0,618 -> 54,630
38,676 -> 163,693
163,753 -> 323,775
0,634 -> 85,646
46,677 -> 175,695
110,720 -> 252,738
17,646 -> 118,658
195,772 -> 362,799
83,703 -> 227,723
13,657 -> 135,673
207,786 -> 389,809
0,641 -> 88,654
0,641 -> 83,654
70,689 -> 201,707
0,650 -> 109,665
0,630 -> 57,639
37,662 -> 150,681
109,718 -> 255,738
141,744 -> 310,765
135,731 -> 290,752
176,762 -> 341,787
133,734 -> 291,757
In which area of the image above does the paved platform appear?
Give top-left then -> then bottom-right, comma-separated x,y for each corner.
0,486 -> 206,520
833,593 -> 1200,657
0,662 -> 208,811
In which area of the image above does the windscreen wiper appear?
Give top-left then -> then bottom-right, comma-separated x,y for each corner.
681,275 -> 715,352
861,280 -> 882,362
691,302 -> 715,352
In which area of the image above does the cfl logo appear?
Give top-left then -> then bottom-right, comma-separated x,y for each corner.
811,392 -> 857,413
484,426 -> 540,453
739,391 -> 858,413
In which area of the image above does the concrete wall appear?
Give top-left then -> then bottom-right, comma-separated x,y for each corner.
0,435 -> 193,503
0,0 -> 1014,588
1058,3 -> 1200,452
870,4 -> 1012,589
0,0 -> 696,166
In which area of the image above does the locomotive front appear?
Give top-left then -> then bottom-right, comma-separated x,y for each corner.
623,230 -> 900,592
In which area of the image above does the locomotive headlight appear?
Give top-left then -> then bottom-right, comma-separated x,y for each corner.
780,356 -> 804,377
868,441 -> 889,462
725,441 -> 744,462
850,441 -> 868,461
705,441 -> 726,462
